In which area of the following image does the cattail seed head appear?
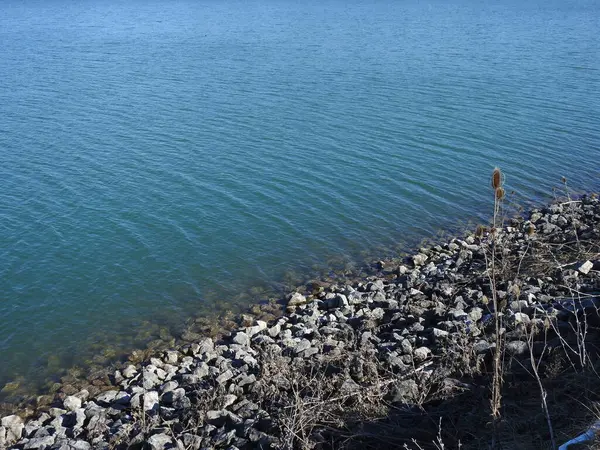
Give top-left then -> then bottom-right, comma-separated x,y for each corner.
491,167 -> 503,190
495,187 -> 505,200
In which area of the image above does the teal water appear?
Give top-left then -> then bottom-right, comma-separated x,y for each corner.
1,0 -> 599,392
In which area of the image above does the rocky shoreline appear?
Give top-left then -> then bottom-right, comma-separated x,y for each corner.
2,193 -> 600,449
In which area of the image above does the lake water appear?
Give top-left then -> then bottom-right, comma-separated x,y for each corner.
1,0 -> 599,395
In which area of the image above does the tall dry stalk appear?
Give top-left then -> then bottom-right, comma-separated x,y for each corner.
488,167 -> 505,447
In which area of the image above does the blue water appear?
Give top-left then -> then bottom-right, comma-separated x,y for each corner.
1,0 -> 599,394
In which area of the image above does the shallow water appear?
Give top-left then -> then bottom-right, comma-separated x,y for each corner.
0,0 -> 599,392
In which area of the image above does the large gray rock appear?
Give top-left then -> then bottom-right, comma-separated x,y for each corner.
95,390 -> 119,405
288,292 -> 307,307
142,368 -> 161,389
143,391 -> 160,413
63,396 -> 82,412
24,435 -> 55,449
163,350 -> 179,365
161,388 -> 186,405
246,320 -> 267,337
193,362 -> 210,379
147,433 -> 173,450
232,332 -> 250,346
413,253 -> 428,266
267,323 -> 281,338
216,369 -> 234,385
122,364 -> 137,378
1,414 -> 24,444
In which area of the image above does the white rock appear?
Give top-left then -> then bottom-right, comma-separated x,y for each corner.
578,260 -> 594,275
513,312 -> 531,324
96,390 -> 119,405
1,415 -> 24,444
24,435 -> 56,449
148,433 -> 173,450
63,395 -> 82,411
143,391 -> 159,412
164,350 -> 179,365
413,347 -> 431,361
122,365 -> 137,378
288,292 -> 307,306
246,320 -> 267,337
413,253 -> 428,266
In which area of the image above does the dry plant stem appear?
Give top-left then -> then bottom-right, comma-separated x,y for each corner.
525,317 -> 556,449
489,168 -> 505,448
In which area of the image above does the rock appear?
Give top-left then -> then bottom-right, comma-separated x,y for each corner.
288,292 -> 307,307
182,433 -> 203,449
371,307 -> 385,320
267,323 -> 281,338
246,320 -> 267,337
232,332 -> 250,347
162,387 -> 186,405
62,395 -> 82,412
236,374 -> 256,387
1,414 -> 24,444
413,346 -> 431,361
85,414 -> 107,435
196,337 -> 215,356
206,410 -> 229,427
413,253 -> 428,266
193,362 -> 210,379
49,408 -> 67,418
161,380 -> 179,393
147,433 -> 173,450
212,428 -> 237,446
513,312 -> 531,324
50,440 -> 91,450
113,391 -> 131,404
216,369 -> 234,385
24,435 -> 56,449
294,339 -> 312,354
431,328 -> 449,339
0,426 -> 5,448
474,340 -> 492,354
164,351 -> 179,365
143,391 -> 160,413
73,408 -> 86,430
96,390 -> 119,405
142,368 -> 161,389
400,339 -> 413,355
181,330 -> 202,342
222,394 -> 237,408
325,294 -> 348,309
391,379 -> 419,403
122,365 -> 137,378
506,341 -> 528,356
578,260 -> 594,275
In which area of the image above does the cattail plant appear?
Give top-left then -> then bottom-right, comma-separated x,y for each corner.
491,167 -> 505,231
488,167 -> 505,447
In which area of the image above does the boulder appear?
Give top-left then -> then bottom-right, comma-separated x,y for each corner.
147,433 -> 173,450
1,415 -> 24,444
63,396 -> 82,412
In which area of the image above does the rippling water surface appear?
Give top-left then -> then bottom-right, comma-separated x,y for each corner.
0,0 -> 599,392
